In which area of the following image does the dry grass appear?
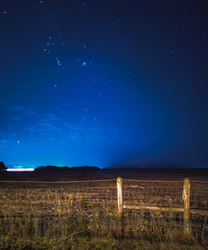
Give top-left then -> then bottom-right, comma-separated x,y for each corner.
0,174 -> 208,249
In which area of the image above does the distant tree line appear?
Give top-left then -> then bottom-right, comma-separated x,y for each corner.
34,165 -> 100,171
0,162 -> 7,171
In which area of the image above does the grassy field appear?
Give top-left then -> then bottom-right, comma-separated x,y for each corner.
0,168 -> 208,249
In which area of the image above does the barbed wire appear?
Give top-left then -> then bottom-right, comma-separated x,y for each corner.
0,179 -> 117,184
123,179 -> 183,183
1,179 -> 208,184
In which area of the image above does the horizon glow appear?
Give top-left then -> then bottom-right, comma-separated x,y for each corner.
7,168 -> 34,172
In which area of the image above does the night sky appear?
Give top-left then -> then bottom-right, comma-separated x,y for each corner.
1,0 -> 208,169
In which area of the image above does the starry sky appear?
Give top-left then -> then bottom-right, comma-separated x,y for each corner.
0,0 -> 208,169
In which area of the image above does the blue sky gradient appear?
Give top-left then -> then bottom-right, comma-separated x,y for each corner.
0,0 -> 208,168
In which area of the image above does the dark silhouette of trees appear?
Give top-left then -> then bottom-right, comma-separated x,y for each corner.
71,166 -> 100,171
34,165 -> 100,171
0,162 -> 7,171
35,165 -> 70,171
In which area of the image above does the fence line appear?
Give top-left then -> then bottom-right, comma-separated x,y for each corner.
1,179 -> 208,184
1,177 -> 208,232
123,179 -> 183,183
0,179 -> 116,184
117,177 -> 208,236
124,179 -> 208,184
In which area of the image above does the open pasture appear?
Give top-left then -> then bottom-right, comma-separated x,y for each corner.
0,169 -> 208,249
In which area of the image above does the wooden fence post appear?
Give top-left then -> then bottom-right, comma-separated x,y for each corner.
117,177 -> 124,238
183,178 -> 190,236
117,177 -> 123,216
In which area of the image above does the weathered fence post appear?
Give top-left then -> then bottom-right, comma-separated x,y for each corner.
183,178 -> 190,236
117,177 -> 124,238
117,177 -> 123,216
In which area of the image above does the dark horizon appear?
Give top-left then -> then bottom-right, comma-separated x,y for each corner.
1,0 -> 208,169
4,162 -> 208,170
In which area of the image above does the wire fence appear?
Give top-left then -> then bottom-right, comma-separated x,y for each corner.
0,179 -> 117,219
118,178 -> 208,241
122,179 -> 184,209
1,178 -> 208,213
190,181 -> 208,211
1,178 -> 208,215
0,178 -> 208,243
